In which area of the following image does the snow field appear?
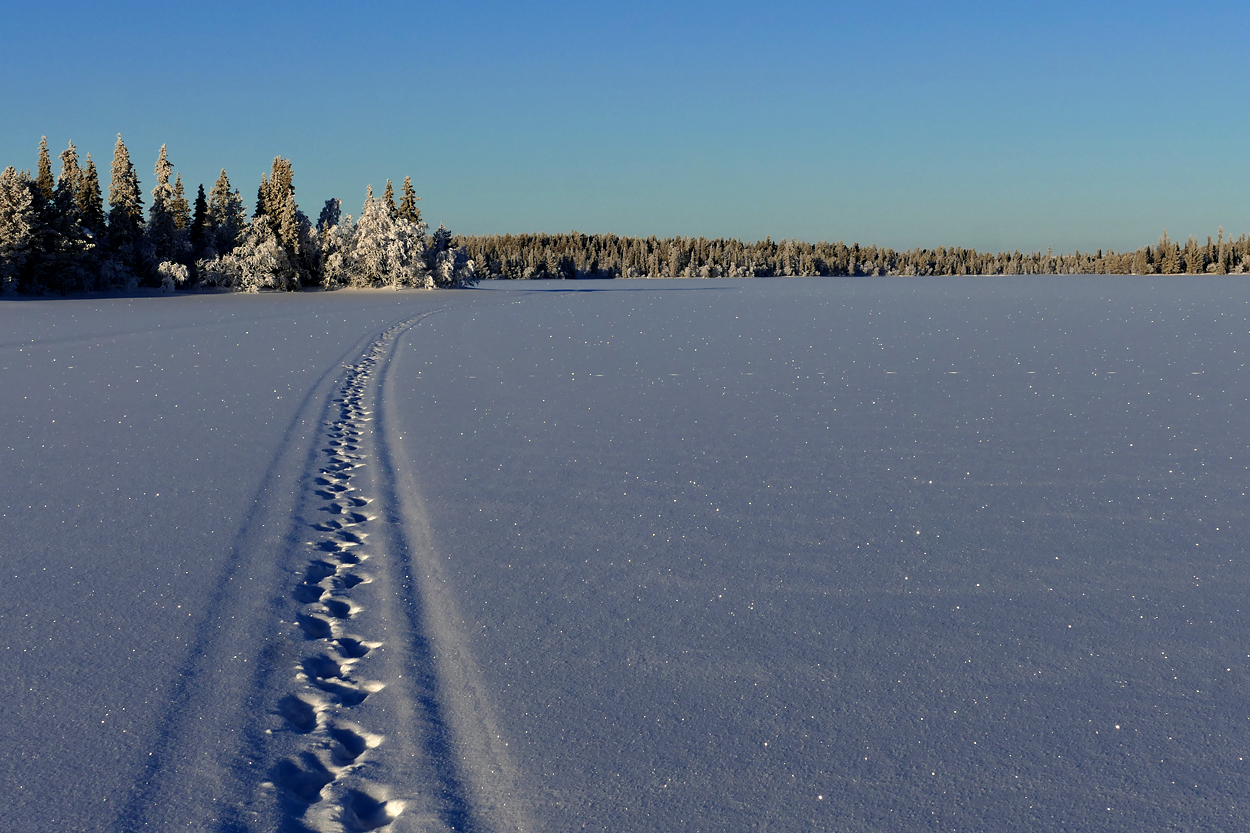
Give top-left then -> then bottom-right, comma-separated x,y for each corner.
2,277 -> 1250,832
392,277 -> 1250,832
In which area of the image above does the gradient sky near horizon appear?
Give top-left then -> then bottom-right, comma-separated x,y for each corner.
3,0 -> 1247,253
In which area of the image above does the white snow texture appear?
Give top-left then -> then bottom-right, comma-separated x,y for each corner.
1,277 -> 1248,832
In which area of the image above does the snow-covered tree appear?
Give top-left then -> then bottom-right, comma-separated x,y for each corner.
341,185 -> 430,289
45,142 -> 95,290
199,215 -> 298,292
147,144 -> 181,266
318,207 -> 355,289
253,157 -> 305,283
205,169 -> 246,257
105,134 -> 144,284
56,142 -> 83,203
382,180 -> 397,217
428,223 -> 477,287
35,137 -> 54,200
156,260 -> 188,291
172,175 -> 189,232
398,176 -> 421,225
0,167 -> 36,293
77,154 -> 106,240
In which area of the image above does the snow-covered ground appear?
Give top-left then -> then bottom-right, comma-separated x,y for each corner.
2,278 -> 1248,832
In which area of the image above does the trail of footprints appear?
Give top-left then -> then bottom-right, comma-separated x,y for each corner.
272,324 -> 411,831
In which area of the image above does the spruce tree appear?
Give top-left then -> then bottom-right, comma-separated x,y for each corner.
0,167 -> 37,293
257,157 -> 294,223
255,174 -> 269,220
207,169 -> 245,256
56,142 -> 83,203
344,184 -> 429,289
383,179 -> 397,217
199,215 -> 297,292
172,175 -> 189,231
77,154 -> 106,239
106,134 -> 144,272
45,142 -> 94,290
317,198 -> 341,232
398,176 -> 421,225
35,137 -> 55,200
147,144 -> 179,266
1158,232 -> 1180,274
190,183 -> 208,259
255,157 -> 301,275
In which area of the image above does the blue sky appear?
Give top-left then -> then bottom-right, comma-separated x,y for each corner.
3,0 -> 1247,252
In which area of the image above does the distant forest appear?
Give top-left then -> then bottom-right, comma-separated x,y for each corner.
2,136 -> 1247,296
458,229 -> 1250,280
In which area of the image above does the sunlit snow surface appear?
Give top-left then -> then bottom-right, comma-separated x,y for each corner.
2,278 -> 1249,831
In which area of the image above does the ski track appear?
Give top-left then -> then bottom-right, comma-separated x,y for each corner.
268,314 -> 473,833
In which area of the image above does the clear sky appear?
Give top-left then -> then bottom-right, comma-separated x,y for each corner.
3,0 -> 1247,253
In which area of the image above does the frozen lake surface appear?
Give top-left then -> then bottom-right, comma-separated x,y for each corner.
2,277 -> 1248,831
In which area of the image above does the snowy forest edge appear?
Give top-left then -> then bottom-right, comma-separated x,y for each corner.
2,136 -> 1248,297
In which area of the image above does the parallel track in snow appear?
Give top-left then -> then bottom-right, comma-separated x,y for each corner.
265,313 -> 528,833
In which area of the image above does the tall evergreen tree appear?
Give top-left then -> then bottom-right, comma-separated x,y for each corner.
46,142 -> 94,290
199,215 -> 297,292
0,167 -> 37,292
190,183 -> 209,259
147,144 -> 179,265
255,174 -> 269,220
382,180 -> 397,217
206,169 -> 246,256
56,142 -> 83,203
172,174 -> 190,231
1158,231 -> 1180,274
35,137 -> 55,200
106,134 -> 144,276
77,154 -> 106,239
277,187 -> 300,259
333,184 -> 429,289
253,157 -> 302,277
398,176 -> 421,225
256,157 -> 295,224
317,198 -> 341,232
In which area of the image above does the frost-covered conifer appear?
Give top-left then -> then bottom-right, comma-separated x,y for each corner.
342,185 -> 431,289
278,187 -> 300,259
398,176 -> 421,225
0,167 -> 36,293
253,157 -> 303,281
172,175 -> 189,231
429,223 -> 477,287
35,137 -> 54,200
106,134 -> 144,283
56,142 -> 83,203
156,260 -> 188,291
382,180 -> 397,217
77,155 -> 106,239
147,144 -> 180,266
199,215 -> 298,292
43,142 -> 95,290
206,169 -> 246,256
318,208 -> 355,289
319,186 -> 431,290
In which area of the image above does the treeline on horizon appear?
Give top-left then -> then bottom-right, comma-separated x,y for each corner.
457,228 -> 1250,280
0,136 -> 477,295
3,136 -> 1248,297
